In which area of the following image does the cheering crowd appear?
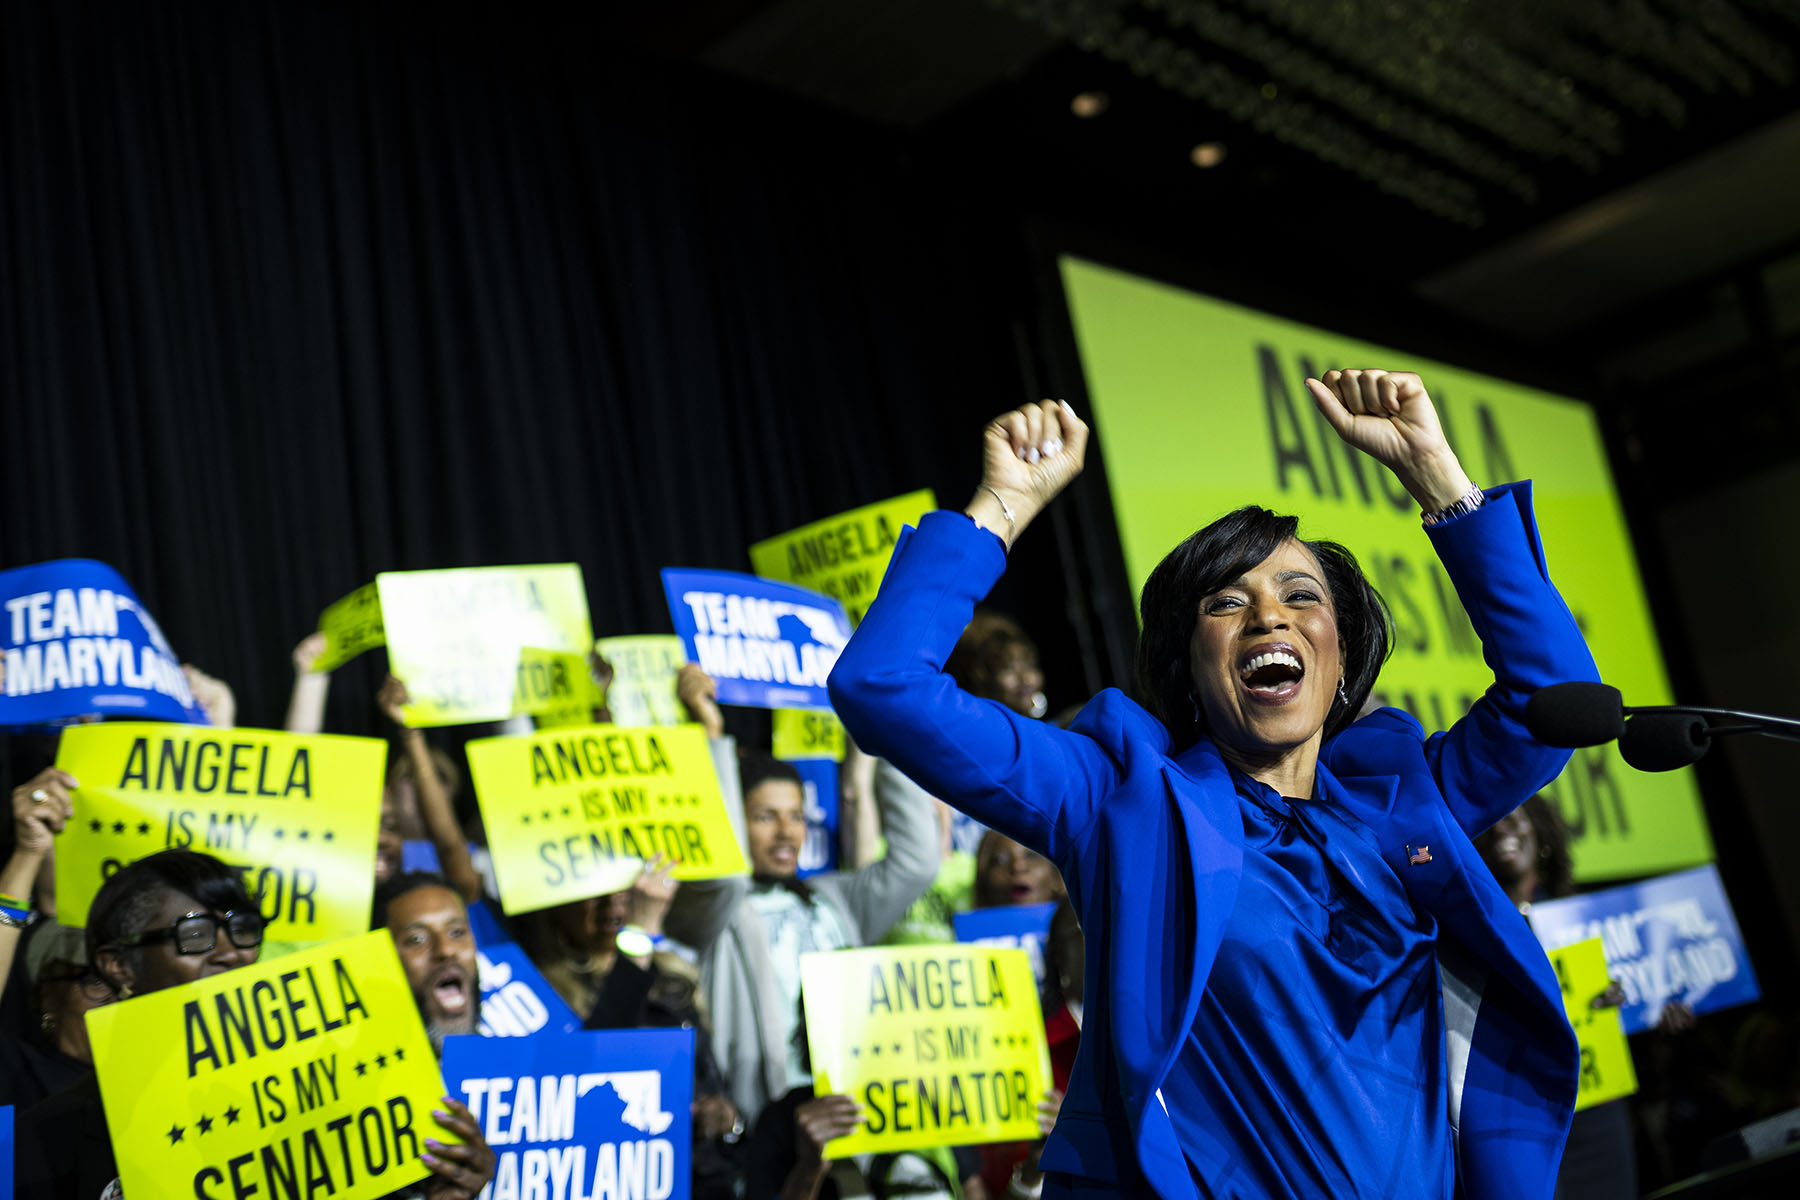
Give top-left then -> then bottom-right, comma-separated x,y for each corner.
0,611 -> 1075,1200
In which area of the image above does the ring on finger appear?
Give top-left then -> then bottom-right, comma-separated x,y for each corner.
30,789 -> 49,805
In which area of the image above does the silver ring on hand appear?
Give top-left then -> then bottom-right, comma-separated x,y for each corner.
30,789 -> 49,805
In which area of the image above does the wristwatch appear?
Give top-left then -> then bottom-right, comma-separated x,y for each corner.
616,925 -> 664,958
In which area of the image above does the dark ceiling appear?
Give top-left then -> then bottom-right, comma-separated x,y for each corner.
608,0 -> 1800,341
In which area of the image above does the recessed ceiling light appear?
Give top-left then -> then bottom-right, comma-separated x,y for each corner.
1070,92 -> 1110,118
1190,142 -> 1227,168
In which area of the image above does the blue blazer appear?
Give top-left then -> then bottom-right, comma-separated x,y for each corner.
828,483 -> 1599,1200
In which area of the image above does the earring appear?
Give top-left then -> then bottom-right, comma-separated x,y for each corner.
1337,679 -> 1349,707
39,1012 -> 56,1035
1189,693 -> 1201,724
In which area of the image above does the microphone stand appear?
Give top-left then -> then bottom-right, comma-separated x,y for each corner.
1627,705 -> 1800,745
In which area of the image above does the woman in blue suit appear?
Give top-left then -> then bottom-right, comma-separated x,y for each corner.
828,370 -> 1599,1200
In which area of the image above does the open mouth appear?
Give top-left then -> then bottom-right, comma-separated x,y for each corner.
1238,645 -> 1305,703
1009,882 -> 1036,900
428,964 -> 471,1017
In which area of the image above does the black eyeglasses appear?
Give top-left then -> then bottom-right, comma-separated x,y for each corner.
110,910 -> 266,956
39,966 -> 116,1001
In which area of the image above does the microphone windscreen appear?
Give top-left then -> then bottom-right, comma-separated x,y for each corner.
1620,713 -> 1710,772
1525,682 -> 1625,747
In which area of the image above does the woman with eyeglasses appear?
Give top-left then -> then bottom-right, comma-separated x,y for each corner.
14,848 -> 265,1198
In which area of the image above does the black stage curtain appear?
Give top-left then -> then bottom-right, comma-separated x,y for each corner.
0,0 -> 1036,738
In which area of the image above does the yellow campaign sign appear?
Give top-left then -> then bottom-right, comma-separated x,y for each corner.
314,582 -> 386,674
54,723 -> 386,943
801,945 -> 1051,1157
750,489 -> 937,626
517,647 -> 597,730
465,723 -> 748,914
1060,255 -> 1712,881
773,708 -> 846,761
592,634 -> 689,727
377,564 -> 593,727
1550,936 -> 1639,1110
88,930 -> 448,1200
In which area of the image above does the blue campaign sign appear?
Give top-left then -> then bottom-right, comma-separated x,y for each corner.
442,1027 -> 694,1200
1529,864 -> 1760,1034
793,757 -> 840,879
0,559 -> 208,729
955,902 -> 1058,986
0,1104 -> 12,1200
660,569 -> 850,710
467,899 -> 582,1038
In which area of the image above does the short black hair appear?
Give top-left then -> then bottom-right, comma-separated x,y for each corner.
738,750 -> 802,798
371,870 -> 463,929
1135,505 -> 1392,751
87,849 -> 257,971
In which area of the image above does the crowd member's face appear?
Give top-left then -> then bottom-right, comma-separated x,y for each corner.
745,780 -> 807,879
1476,806 -> 1539,886
36,964 -> 114,1062
976,835 -> 1060,907
386,885 -> 479,1054
551,890 -> 631,955
1189,539 -> 1342,774
100,887 -> 261,996
980,644 -> 1046,719
375,792 -> 404,884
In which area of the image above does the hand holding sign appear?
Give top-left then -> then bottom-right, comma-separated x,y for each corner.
795,1094 -> 864,1165
11,767 -> 77,856
419,1096 -> 496,1198
675,664 -> 724,740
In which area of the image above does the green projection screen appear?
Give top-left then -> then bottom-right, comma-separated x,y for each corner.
1060,255 -> 1710,882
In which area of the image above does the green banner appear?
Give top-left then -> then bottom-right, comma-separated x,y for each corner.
1061,255 -> 1710,881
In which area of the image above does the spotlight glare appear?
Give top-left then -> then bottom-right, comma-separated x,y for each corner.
1190,142 -> 1227,168
1070,91 -> 1110,118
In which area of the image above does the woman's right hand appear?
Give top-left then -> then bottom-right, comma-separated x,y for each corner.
969,399 -> 1089,544
12,768 -> 77,857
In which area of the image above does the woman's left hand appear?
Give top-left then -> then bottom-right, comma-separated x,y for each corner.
1306,370 -> 1473,512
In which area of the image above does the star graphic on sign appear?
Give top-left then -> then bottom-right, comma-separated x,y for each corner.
393,1046 -> 406,1062
298,829 -> 310,841
136,821 -> 151,835
893,1043 -> 903,1055
561,806 -> 571,818
322,830 -> 334,841
375,1053 -> 388,1069
355,1060 -> 368,1077
541,811 -> 552,822
111,821 -> 125,834
196,1113 -> 214,1135
166,1123 -> 185,1145
871,1045 -> 882,1057
274,828 -> 286,839
88,819 -> 102,832
520,815 -> 531,825
223,1106 -> 241,1125
851,1047 -> 861,1057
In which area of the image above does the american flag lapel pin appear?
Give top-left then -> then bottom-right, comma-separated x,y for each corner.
1407,844 -> 1432,866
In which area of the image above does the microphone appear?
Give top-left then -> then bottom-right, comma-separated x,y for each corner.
1618,712 -> 1711,772
1526,681 -> 1800,772
1524,682 -> 1625,748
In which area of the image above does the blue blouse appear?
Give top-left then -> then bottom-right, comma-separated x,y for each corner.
1160,769 -> 1455,1199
